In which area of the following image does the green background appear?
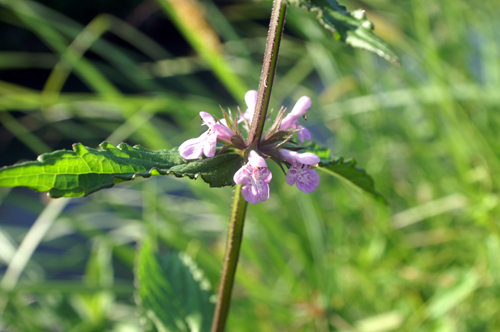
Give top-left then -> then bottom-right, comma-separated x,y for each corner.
0,0 -> 499,331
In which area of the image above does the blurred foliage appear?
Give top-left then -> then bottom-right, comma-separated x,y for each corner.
1,0 -> 500,331
136,238 -> 215,332
287,0 -> 401,66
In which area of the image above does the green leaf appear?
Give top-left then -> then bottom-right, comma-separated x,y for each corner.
281,141 -> 387,203
136,239 -> 215,332
297,141 -> 333,164
287,0 -> 401,66
319,157 -> 387,204
0,142 -> 243,198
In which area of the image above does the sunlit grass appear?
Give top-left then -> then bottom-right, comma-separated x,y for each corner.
1,0 -> 500,331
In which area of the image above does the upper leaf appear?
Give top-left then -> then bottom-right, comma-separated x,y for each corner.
319,157 -> 387,204
136,239 -> 215,332
287,141 -> 386,203
297,141 -> 333,164
0,142 -> 243,198
287,0 -> 401,66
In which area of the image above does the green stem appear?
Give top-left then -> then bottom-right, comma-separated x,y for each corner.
211,185 -> 248,332
247,0 -> 288,146
211,1 -> 288,330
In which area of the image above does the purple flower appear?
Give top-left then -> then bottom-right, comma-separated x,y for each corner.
240,90 -> 258,123
279,149 -> 320,193
179,112 -> 236,159
279,96 -> 312,142
234,150 -> 272,204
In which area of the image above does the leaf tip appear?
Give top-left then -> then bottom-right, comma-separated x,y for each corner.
72,143 -> 88,156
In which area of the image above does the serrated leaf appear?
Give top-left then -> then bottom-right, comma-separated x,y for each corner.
319,157 -> 387,204
287,0 -> 401,66
280,141 -> 386,203
298,141 -> 333,164
0,142 -> 243,198
136,239 -> 215,332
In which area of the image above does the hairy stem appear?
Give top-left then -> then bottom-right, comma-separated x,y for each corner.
211,185 -> 248,332
247,0 -> 288,146
211,1 -> 288,330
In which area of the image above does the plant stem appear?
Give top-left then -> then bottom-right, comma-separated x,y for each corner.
247,0 -> 288,146
211,1 -> 288,330
211,185 -> 248,332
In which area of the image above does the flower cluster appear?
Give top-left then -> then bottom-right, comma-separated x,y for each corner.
179,90 -> 321,204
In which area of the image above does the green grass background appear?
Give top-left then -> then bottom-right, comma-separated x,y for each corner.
1,0 -> 499,331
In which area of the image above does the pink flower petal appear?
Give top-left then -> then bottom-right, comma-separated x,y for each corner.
203,132 -> 217,157
254,166 -> 272,183
297,126 -> 312,142
295,152 -> 320,165
285,161 -> 320,193
179,134 -> 206,159
242,184 -> 267,204
246,167 -> 271,204
296,169 -> 320,193
248,150 -> 267,168
280,150 -> 319,165
278,149 -> 298,163
278,97 -> 312,141
234,163 -> 272,204
245,90 -> 258,110
290,96 -> 311,117
252,179 -> 270,202
241,90 -> 258,122
200,112 -> 215,126
279,114 -> 298,131
234,164 -> 253,185
213,123 -> 235,143
285,162 -> 300,186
